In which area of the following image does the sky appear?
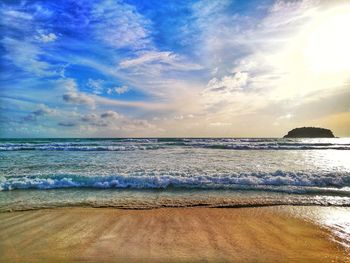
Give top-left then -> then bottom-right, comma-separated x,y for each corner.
1,0 -> 350,138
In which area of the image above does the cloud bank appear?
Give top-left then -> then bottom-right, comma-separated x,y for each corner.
1,0 -> 350,137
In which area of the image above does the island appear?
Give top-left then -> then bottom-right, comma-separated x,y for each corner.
283,127 -> 335,138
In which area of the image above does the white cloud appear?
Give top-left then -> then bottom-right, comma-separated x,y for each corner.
61,78 -> 78,92
36,32 -> 57,43
121,119 -> 156,131
60,79 -> 95,106
1,37 -> 54,76
76,110 -> 157,136
114,85 -> 129,95
119,51 -> 173,68
94,96 -> 170,110
107,85 -> 129,95
5,0 -> 350,137
278,113 -> 294,120
206,72 -> 249,93
0,8 -> 34,31
55,77 -> 168,111
193,0 -> 350,132
87,79 -> 104,94
0,7 -> 60,77
119,51 -> 202,73
174,115 -> 184,120
2,9 -> 33,21
209,122 -> 231,126
92,0 -> 151,50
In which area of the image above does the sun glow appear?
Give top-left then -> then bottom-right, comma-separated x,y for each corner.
304,6 -> 350,73
268,5 -> 350,100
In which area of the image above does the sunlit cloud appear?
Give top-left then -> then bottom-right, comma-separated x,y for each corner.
1,0 -> 349,137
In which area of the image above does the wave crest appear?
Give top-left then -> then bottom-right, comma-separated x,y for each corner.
1,171 -> 349,192
1,138 -> 349,151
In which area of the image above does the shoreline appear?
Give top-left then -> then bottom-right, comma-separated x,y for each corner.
1,206 -> 349,262
2,188 -> 350,213
2,202 -> 350,213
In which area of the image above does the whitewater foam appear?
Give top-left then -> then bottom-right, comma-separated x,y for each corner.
1,138 -> 349,151
1,138 -> 350,211
1,171 -> 349,192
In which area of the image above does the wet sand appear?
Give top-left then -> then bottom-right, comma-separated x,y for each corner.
0,206 -> 349,263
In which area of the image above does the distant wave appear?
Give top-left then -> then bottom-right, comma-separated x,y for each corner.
0,144 -> 162,151
1,139 -> 350,151
1,171 -> 349,192
204,144 -> 350,150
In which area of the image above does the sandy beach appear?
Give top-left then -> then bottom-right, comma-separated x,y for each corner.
0,206 -> 349,263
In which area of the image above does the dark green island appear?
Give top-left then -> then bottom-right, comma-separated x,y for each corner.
283,127 -> 335,138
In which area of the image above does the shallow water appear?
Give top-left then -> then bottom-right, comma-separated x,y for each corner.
1,138 -> 350,211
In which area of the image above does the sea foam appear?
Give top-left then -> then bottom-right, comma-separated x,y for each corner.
1,171 -> 349,192
1,138 -> 349,151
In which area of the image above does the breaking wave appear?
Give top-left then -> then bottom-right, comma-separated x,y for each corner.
1,138 -> 349,151
1,171 -> 350,193
0,145 -> 161,151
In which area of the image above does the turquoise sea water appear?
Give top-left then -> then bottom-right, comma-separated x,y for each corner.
1,138 -> 350,211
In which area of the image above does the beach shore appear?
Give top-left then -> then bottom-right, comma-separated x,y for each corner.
0,206 -> 349,263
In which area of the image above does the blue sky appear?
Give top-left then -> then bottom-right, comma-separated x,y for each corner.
1,0 -> 350,137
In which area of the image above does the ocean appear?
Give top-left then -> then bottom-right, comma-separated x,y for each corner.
1,138 -> 350,211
